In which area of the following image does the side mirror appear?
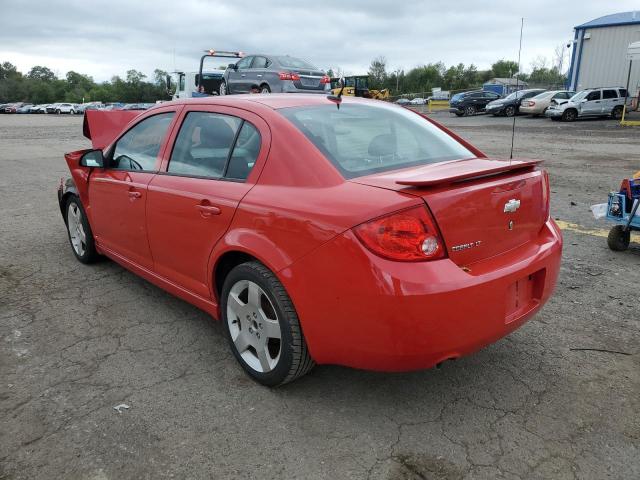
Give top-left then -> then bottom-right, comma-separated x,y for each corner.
80,149 -> 104,168
228,63 -> 238,70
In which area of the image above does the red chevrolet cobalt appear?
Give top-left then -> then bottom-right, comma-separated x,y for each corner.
58,95 -> 562,386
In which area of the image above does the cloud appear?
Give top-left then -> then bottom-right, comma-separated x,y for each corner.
1,0 -> 638,81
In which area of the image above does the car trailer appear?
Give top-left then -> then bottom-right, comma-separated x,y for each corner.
605,177 -> 640,251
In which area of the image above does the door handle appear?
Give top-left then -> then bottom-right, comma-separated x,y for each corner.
257,74 -> 262,78
241,74 -> 246,77
195,204 -> 221,216
128,190 -> 142,199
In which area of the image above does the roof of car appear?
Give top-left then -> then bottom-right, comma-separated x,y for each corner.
157,94 -> 382,111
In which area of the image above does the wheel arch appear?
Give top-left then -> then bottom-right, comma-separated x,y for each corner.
209,234 -> 292,303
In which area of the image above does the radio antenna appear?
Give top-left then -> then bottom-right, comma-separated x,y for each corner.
510,17 -> 524,162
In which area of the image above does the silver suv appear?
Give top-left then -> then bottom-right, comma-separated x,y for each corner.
220,55 -> 330,95
545,87 -> 629,121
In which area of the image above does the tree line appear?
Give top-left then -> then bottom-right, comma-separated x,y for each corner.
360,56 -> 567,96
0,62 -> 169,104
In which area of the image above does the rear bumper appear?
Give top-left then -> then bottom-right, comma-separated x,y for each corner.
281,219 -> 562,371
280,81 -> 329,94
520,106 -> 543,115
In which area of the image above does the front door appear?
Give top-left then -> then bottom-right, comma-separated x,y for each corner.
146,107 -> 265,298
88,111 -> 177,269
227,56 -> 253,93
581,90 -> 602,116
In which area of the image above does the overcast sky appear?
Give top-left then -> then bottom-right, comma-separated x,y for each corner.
1,0 -> 639,81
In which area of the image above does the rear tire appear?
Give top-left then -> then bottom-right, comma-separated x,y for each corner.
260,84 -> 271,94
607,225 -> 630,251
65,196 -> 99,263
463,105 -> 475,116
221,261 -> 314,386
561,109 -> 577,122
612,105 -> 623,119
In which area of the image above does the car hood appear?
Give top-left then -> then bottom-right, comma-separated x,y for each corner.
487,100 -> 504,107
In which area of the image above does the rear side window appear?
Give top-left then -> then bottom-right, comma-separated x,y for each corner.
168,112 -> 259,181
111,112 -> 175,171
603,89 -> 618,99
280,103 -> 474,179
619,88 -> 628,97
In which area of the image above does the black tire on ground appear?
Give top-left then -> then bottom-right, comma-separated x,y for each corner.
607,225 -> 630,251
504,105 -> 516,117
612,105 -> 623,119
221,261 -> 314,386
260,84 -> 271,94
463,105 -> 475,116
65,195 -> 99,264
561,109 -> 577,122
219,81 -> 227,96
56,109 -> 61,115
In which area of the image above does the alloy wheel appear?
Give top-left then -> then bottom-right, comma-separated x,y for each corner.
67,203 -> 86,256
226,280 -> 282,373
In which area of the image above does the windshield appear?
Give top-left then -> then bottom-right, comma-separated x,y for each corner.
451,93 -> 464,101
279,103 -> 474,179
504,91 -> 526,101
276,56 -> 318,70
570,90 -> 589,102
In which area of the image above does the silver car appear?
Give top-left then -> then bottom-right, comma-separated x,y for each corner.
220,55 -> 330,95
545,87 -> 629,121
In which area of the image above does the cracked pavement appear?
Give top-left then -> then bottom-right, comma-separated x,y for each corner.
1,113 -> 638,479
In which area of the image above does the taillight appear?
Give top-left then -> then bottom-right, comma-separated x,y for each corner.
541,170 -> 550,220
320,75 -> 330,84
353,205 -> 446,261
529,101 -> 535,106
278,72 -> 300,81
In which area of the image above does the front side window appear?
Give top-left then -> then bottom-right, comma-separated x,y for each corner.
168,112 -> 260,181
280,103 -> 474,179
252,56 -> 268,69
235,56 -> 253,70
586,91 -> 601,101
110,113 -> 175,171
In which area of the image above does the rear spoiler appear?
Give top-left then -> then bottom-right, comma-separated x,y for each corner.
83,110 -> 142,149
395,158 -> 543,187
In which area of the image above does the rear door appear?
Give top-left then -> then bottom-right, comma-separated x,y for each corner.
146,105 -> 268,298
602,89 -> 619,114
250,56 -> 270,90
88,109 -> 178,269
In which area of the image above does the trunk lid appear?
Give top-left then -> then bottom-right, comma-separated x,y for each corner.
291,69 -> 326,90
351,158 -> 548,266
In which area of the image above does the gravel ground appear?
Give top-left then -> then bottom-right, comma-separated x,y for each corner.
1,111 -> 639,480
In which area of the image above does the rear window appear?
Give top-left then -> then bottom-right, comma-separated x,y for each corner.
275,56 -> 318,70
279,103 -> 474,179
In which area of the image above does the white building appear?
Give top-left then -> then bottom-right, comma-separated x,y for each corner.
567,11 -> 640,94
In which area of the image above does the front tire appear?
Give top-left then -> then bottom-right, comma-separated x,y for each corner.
504,105 -> 516,117
65,196 -> 99,263
561,109 -> 577,122
219,80 -> 227,96
221,262 -> 314,386
56,109 -> 61,115
607,225 -> 630,251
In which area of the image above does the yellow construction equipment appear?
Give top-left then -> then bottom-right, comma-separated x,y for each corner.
330,75 -> 389,100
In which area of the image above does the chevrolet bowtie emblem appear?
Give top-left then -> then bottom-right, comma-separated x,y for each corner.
504,199 -> 521,213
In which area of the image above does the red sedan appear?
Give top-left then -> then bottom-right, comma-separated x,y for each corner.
58,95 -> 562,386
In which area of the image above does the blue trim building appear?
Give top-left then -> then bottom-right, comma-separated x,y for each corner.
567,12 -> 640,92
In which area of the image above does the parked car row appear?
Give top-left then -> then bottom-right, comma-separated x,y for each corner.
444,86 -> 631,122
0,101 -> 155,115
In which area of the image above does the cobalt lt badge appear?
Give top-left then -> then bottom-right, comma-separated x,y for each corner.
508,220 -> 514,230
